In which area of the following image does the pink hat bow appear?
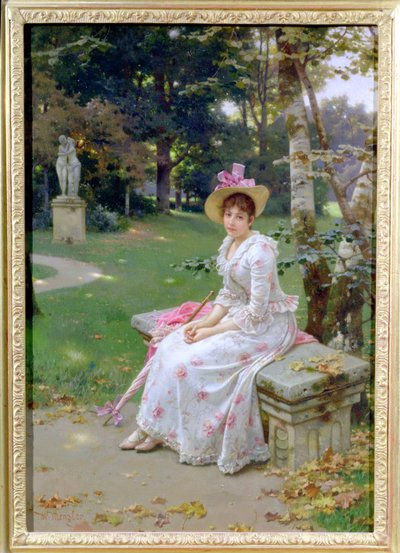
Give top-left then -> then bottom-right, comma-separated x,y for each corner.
215,163 -> 256,191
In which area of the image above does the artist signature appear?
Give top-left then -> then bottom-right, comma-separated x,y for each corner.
34,509 -> 85,522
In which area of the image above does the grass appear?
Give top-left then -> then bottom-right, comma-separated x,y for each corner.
29,210 -> 342,408
32,264 -> 58,281
313,468 -> 374,532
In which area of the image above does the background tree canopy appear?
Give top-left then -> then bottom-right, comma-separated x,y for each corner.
27,23 -> 376,349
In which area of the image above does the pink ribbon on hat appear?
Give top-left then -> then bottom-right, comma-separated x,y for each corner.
215,163 -> 256,191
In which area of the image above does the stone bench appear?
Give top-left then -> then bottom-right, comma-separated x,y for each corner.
131,309 -> 370,470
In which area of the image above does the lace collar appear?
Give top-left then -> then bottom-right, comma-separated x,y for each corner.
216,231 -> 278,273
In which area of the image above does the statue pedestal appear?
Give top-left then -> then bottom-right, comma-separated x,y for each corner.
51,196 -> 86,243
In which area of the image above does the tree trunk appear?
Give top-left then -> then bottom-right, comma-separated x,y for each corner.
175,187 -> 182,211
277,40 -> 332,341
125,184 -> 130,216
259,104 -> 268,172
327,159 -> 376,351
285,95 -> 332,340
43,166 -> 49,211
156,140 -> 172,214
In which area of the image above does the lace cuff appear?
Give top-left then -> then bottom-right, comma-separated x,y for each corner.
214,287 -> 240,308
232,306 -> 273,335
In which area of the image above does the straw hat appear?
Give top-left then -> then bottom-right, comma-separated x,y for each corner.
204,163 -> 270,224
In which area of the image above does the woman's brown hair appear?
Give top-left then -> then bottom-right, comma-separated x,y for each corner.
221,193 -> 256,219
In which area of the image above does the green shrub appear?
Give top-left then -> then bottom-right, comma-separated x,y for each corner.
130,192 -> 157,216
86,205 -> 122,232
32,209 -> 52,230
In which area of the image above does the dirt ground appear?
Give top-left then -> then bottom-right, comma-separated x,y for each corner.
28,402 -> 296,534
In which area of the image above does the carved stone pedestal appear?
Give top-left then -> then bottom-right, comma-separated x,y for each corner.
256,342 -> 370,470
51,196 -> 86,243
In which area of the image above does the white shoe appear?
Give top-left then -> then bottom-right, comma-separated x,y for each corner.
119,428 -> 147,450
135,436 -> 163,452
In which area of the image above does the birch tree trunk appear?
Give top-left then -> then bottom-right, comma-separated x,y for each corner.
285,94 -> 332,340
328,158 -> 376,351
276,35 -> 332,340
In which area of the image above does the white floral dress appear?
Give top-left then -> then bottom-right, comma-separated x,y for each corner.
136,231 -> 299,474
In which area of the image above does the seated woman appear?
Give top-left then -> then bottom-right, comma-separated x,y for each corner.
119,163 -> 298,474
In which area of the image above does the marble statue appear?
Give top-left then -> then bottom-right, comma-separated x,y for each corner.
56,135 -> 68,196
56,135 -> 82,197
66,137 -> 82,197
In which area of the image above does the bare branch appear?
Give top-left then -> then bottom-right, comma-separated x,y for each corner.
343,168 -> 376,192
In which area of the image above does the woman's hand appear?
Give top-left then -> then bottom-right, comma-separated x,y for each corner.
184,325 -> 214,344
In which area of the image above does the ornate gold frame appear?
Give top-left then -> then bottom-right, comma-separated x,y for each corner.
1,0 -> 399,551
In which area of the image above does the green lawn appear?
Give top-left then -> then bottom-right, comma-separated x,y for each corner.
32,264 -> 58,281
29,210 -> 340,408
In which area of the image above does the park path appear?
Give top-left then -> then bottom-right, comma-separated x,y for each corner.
32,253 -> 103,293
30,403 -> 294,533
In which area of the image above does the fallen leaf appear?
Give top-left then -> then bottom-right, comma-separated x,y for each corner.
264,512 -> 280,522
94,334 -> 103,340
93,512 -> 123,527
52,394 -> 76,405
35,465 -> 54,472
274,355 -> 285,361
289,361 -> 305,372
334,491 -> 362,509
167,500 -> 207,519
70,414 -> 87,424
256,488 -> 279,499
126,504 -> 156,518
93,490 -> 103,497
154,513 -> 171,528
308,356 -> 323,363
228,522 -> 254,532
311,495 -> 336,513
37,494 -> 81,509
151,496 -> 167,505
304,483 -> 321,498
319,480 -> 341,493
94,378 -> 110,385
296,521 -> 314,531
278,512 -> 293,524
316,361 -> 343,376
71,521 -> 94,532
119,366 -> 132,373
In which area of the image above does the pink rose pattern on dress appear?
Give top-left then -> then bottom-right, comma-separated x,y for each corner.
136,234 -> 298,474
197,390 -> 209,401
239,352 -> 252,364
234,393 -> 245,404
174,363 -> 187,380
256,342 -> 269,352
152,404 -> 164,419
203,421 -> 216,437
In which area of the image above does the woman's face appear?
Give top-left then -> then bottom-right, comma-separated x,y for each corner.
223,205 -> 254,239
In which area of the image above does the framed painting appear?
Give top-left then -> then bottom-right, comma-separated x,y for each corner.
1,0 -> 399,551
